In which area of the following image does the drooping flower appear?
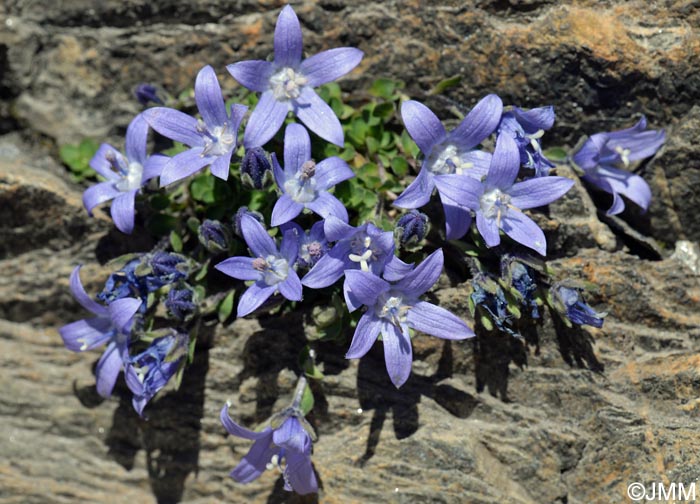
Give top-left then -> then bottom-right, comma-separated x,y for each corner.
551,284 -> 605,328
227,5 -> 363,148
220,402 -> 317,495
498,105 -> 555,177
469,273 -> 519,337
280,221 -> 329,269
215,214 -> 302,317
434,134 -> 574,255
124,330 -> 189,417
501,256 -> 540,319
393,96 -> 502,239
301,216 -> 408,290
83,113 -> 168,234
271,123 -> 354,226
571,116 -> 665,215
240,146 -> 273,189
343,249 -> 474,388
143,65 -> 247,186
59,266 -> 142,397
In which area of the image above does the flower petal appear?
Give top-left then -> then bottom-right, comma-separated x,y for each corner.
226,60 -> 274,93
323,215 -> 355,242
215,256 -> 260,281
510,176 -> 575,209
442,196 -> 473,240
210,148 -> 234,180
59,317 -> 112,352
382,323 -> 412,388
274,5 -> 303,68
108,297 -> 141,333
396,249 -> 443,296
383,256 -> 414,282
142,107 -> 202,147
272,416 -> 308,453
96,341 -> 123,398
142,154 -> 169,183
345,311 -> 382,359
314,156 -> 354,190
448,94 -> 503,151
433,173 -> 482,210
241,214 -> 277,257
400,100 -> 446,155
125,113 -> 150,165
69,265 -> 108,316
220,403 -> 271,440
237,283 -> 278,317
243,90 -> 289,148
501,211 -> 547,256
83,181 -> 120,216
485,133 -> 520,189
476,212 -> 501,247
230,433 -> 278,483
393,168 -> 435,209
344,270 -> 389,309
159,148 -> 212,187
111,190 -> 137,235
300,47 -> 364,87
294,87 -> 344,147
88,144 -> 122,181
271,194 -> 304,227
512,105 -> 555,132
284,450 -> 318,495
301,240 -> 351,288
407,301 -> 475,340
194,65 -> 228,127
589,165 -> 652,213
284,123 -> 312,174
278,269 -> 303,301
306,192 -> 348,222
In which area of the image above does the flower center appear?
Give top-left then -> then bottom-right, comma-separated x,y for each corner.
283,162 -> 317,203
614,145 -> 631,167
348,233 -> 380,272
115,161 -> 144,191
480,188 -> 513,226
300,240 -> 324,266
197,120 -> 235,157
377,292 -> 410,327
426,143 -> 473,175
270,67 -> 308,101
253,254 -> 289,285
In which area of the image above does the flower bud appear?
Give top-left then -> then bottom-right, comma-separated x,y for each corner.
134,83 -> 163,106
198,219 -> 231,253
395,210 -> 429,246
165,287 -> 197,321
233,206 -> 265,237
240,147 -> 272,189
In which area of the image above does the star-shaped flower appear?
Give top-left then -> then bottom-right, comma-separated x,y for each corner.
83,113 -> 168,234
394,96 -> 502,239
571,116 -> 665,215
498,105 -> 555,177
227,5 -> 363,148
144,65 -> 247,186
271,123 -> 354,226
435,134 -> 574,255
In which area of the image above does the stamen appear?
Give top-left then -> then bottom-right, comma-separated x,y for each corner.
252,258 -> 268,271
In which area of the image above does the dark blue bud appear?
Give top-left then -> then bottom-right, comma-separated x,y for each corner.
396,210 -> 429,245
134,84 -> 163,106
233,207 -> 265,238
198,219 -> 231,253
147,252 -> 189,289
552,285 -> 604,328
240,147 -> 272,189
165,287 -> 197,321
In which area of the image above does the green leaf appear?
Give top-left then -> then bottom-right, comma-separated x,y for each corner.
372,101 -> 395,119
190,175 -> 215,203
59,139 -> 99,181
300,384 -> 315,415
543,146 -> 568,163
169,231 -> 183,253
218,291 -> 235,323
147,213 -> 178,235
390,157 -> 409,177
370,78 -> 398,99
480,314 -> 494,331
150,194 -> 171,211
429,75 -> 462,95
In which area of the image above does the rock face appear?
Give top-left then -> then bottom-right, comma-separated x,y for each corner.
1,1 -> 700,504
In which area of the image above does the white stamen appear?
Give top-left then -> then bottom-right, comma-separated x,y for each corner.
269,67 -> 308,101
115,161 -> 143,191
614,145 -> 631,167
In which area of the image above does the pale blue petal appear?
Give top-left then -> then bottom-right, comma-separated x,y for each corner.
300,47 -> 364,87
510,176 -> 575,209
220,403 -> 271,440
274,5 -> 303,67
278,270 -> 303,301
83,181 -> 120,216
396,249 -> 443,296
407,301 -> 475,340
448,94 -> 503,150
59,318 -> 112,352
394,167 -> 434,209
382,323 -> 412,388
226,60 -> 274,92
284,123 -> 312,173
345,311 -> 381,359
501,211 -> 547,256
485,133 -> 520,189
215,256 -> 260,281
243,91 -> 289,148
306,192 -> 348,222
159,148 -> 212,187
241,214 -> 277,257
96,341 -> 123,398
69,265 -> 108,316
476,212 -> 500,247
194,65 -> 228,126
400,100 -> 446,155
344,270 -> 389,308
271,194 -> 304,226
294,87 -> 344,147
125,114 -> 150,165
142,107 -> 202,147
314,156 -> 354,190
111,190 -> 137,235
237,283 -> 277,317
108,297 -> 141,333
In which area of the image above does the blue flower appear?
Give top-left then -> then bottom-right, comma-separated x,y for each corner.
552,284 -> 605,328
83,113 -> 168,234
271,123 -> 354,226
343,249 -> 474,388
220,402 -> 317,495
301,216 -> 408,291
393,96 -> 502,239
572,116 -> 665,215
143,65 -> 247,186
124,330 -> 189,417
280,221 -> 329,269
215,214 -> 302,317
227,5 -> 363,148
59,266 -> 141,397
435,134 -> 574,255
498,106 -> 555,177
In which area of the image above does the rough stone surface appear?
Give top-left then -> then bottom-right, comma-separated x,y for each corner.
1,1 -> 700,504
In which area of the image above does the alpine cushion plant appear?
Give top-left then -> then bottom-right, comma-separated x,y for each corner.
434,134 -> 575,255
393,95 -> 502,239
227,5 -> 363,148
215,214 -> 302,317
83,113 -> 168,234
497,105 -> 556,177
143,65 -> 247,186
59,266 -> 142,398
343,249 -> 475,388
271,123 -> 355,226
220,402 -> 317,495
571,116 -> 665,215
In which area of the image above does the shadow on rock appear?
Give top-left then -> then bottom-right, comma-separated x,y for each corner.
355,340 -> 478,467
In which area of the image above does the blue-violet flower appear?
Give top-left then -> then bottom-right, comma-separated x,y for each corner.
498,105 -> 555,177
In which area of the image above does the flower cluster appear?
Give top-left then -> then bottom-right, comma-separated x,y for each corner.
59,3 -> 666,498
